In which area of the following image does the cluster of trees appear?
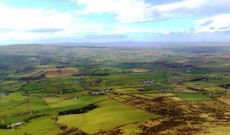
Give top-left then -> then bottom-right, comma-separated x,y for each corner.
59,104 -> 97,115
0,124 -> 10,129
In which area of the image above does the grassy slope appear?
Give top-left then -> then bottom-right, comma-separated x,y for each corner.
47,95 -> 108,108
58,99 -> 158,134
0,116 -> 60,135
174,92 -> 212,101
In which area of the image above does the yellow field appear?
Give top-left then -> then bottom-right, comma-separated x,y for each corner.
44,67 -> 80,78
12,67 -> 80,78
131,68 -> 150,73
217,96 -> 230,105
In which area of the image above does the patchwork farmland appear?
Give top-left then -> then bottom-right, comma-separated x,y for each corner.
0,45 -> 230,134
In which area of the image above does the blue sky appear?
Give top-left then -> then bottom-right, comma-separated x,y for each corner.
0,0 -> 230,44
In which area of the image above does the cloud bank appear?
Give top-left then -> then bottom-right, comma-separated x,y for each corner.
0,0 -> 230,44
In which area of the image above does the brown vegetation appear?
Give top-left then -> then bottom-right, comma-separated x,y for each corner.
58,124 -> 86,135
110,95 -> 230,135
44,67 -> 80,78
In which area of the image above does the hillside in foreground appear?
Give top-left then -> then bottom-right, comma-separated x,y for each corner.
0,44 -> 230,135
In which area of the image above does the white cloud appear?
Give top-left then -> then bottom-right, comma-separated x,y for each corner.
76,0 -> 149,23
76,0 -> 230,23
0,3 -> 74,30
155,0 -> 205,12
0,31 -> 49,40
195,14 -> 230,33
1,0 -> 230,43
0,2 -> 101,42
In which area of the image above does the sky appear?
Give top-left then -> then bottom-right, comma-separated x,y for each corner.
0,0 -> 230,45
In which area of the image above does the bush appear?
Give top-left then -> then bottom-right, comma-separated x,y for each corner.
0,124 -> 10,129
58,104 -> 97,115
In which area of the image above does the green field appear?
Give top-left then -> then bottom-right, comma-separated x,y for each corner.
46,95 -> 108,108
0,116 -> 60,135
174,92 -> 212,101
58,99 -> 158,134
0,45 -> 229,134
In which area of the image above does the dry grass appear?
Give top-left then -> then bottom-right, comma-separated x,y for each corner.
217,96 -> 230,105
12,67 -> 80,78
131,68 -> 150,73
44,67 -> 80,78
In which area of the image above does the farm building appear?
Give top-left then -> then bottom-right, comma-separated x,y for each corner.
0,91 -> 9,96
8,122 -> 23,128
88,88 -> 115,95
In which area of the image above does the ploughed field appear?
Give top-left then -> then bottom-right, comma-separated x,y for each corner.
0,45 -> 230,134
